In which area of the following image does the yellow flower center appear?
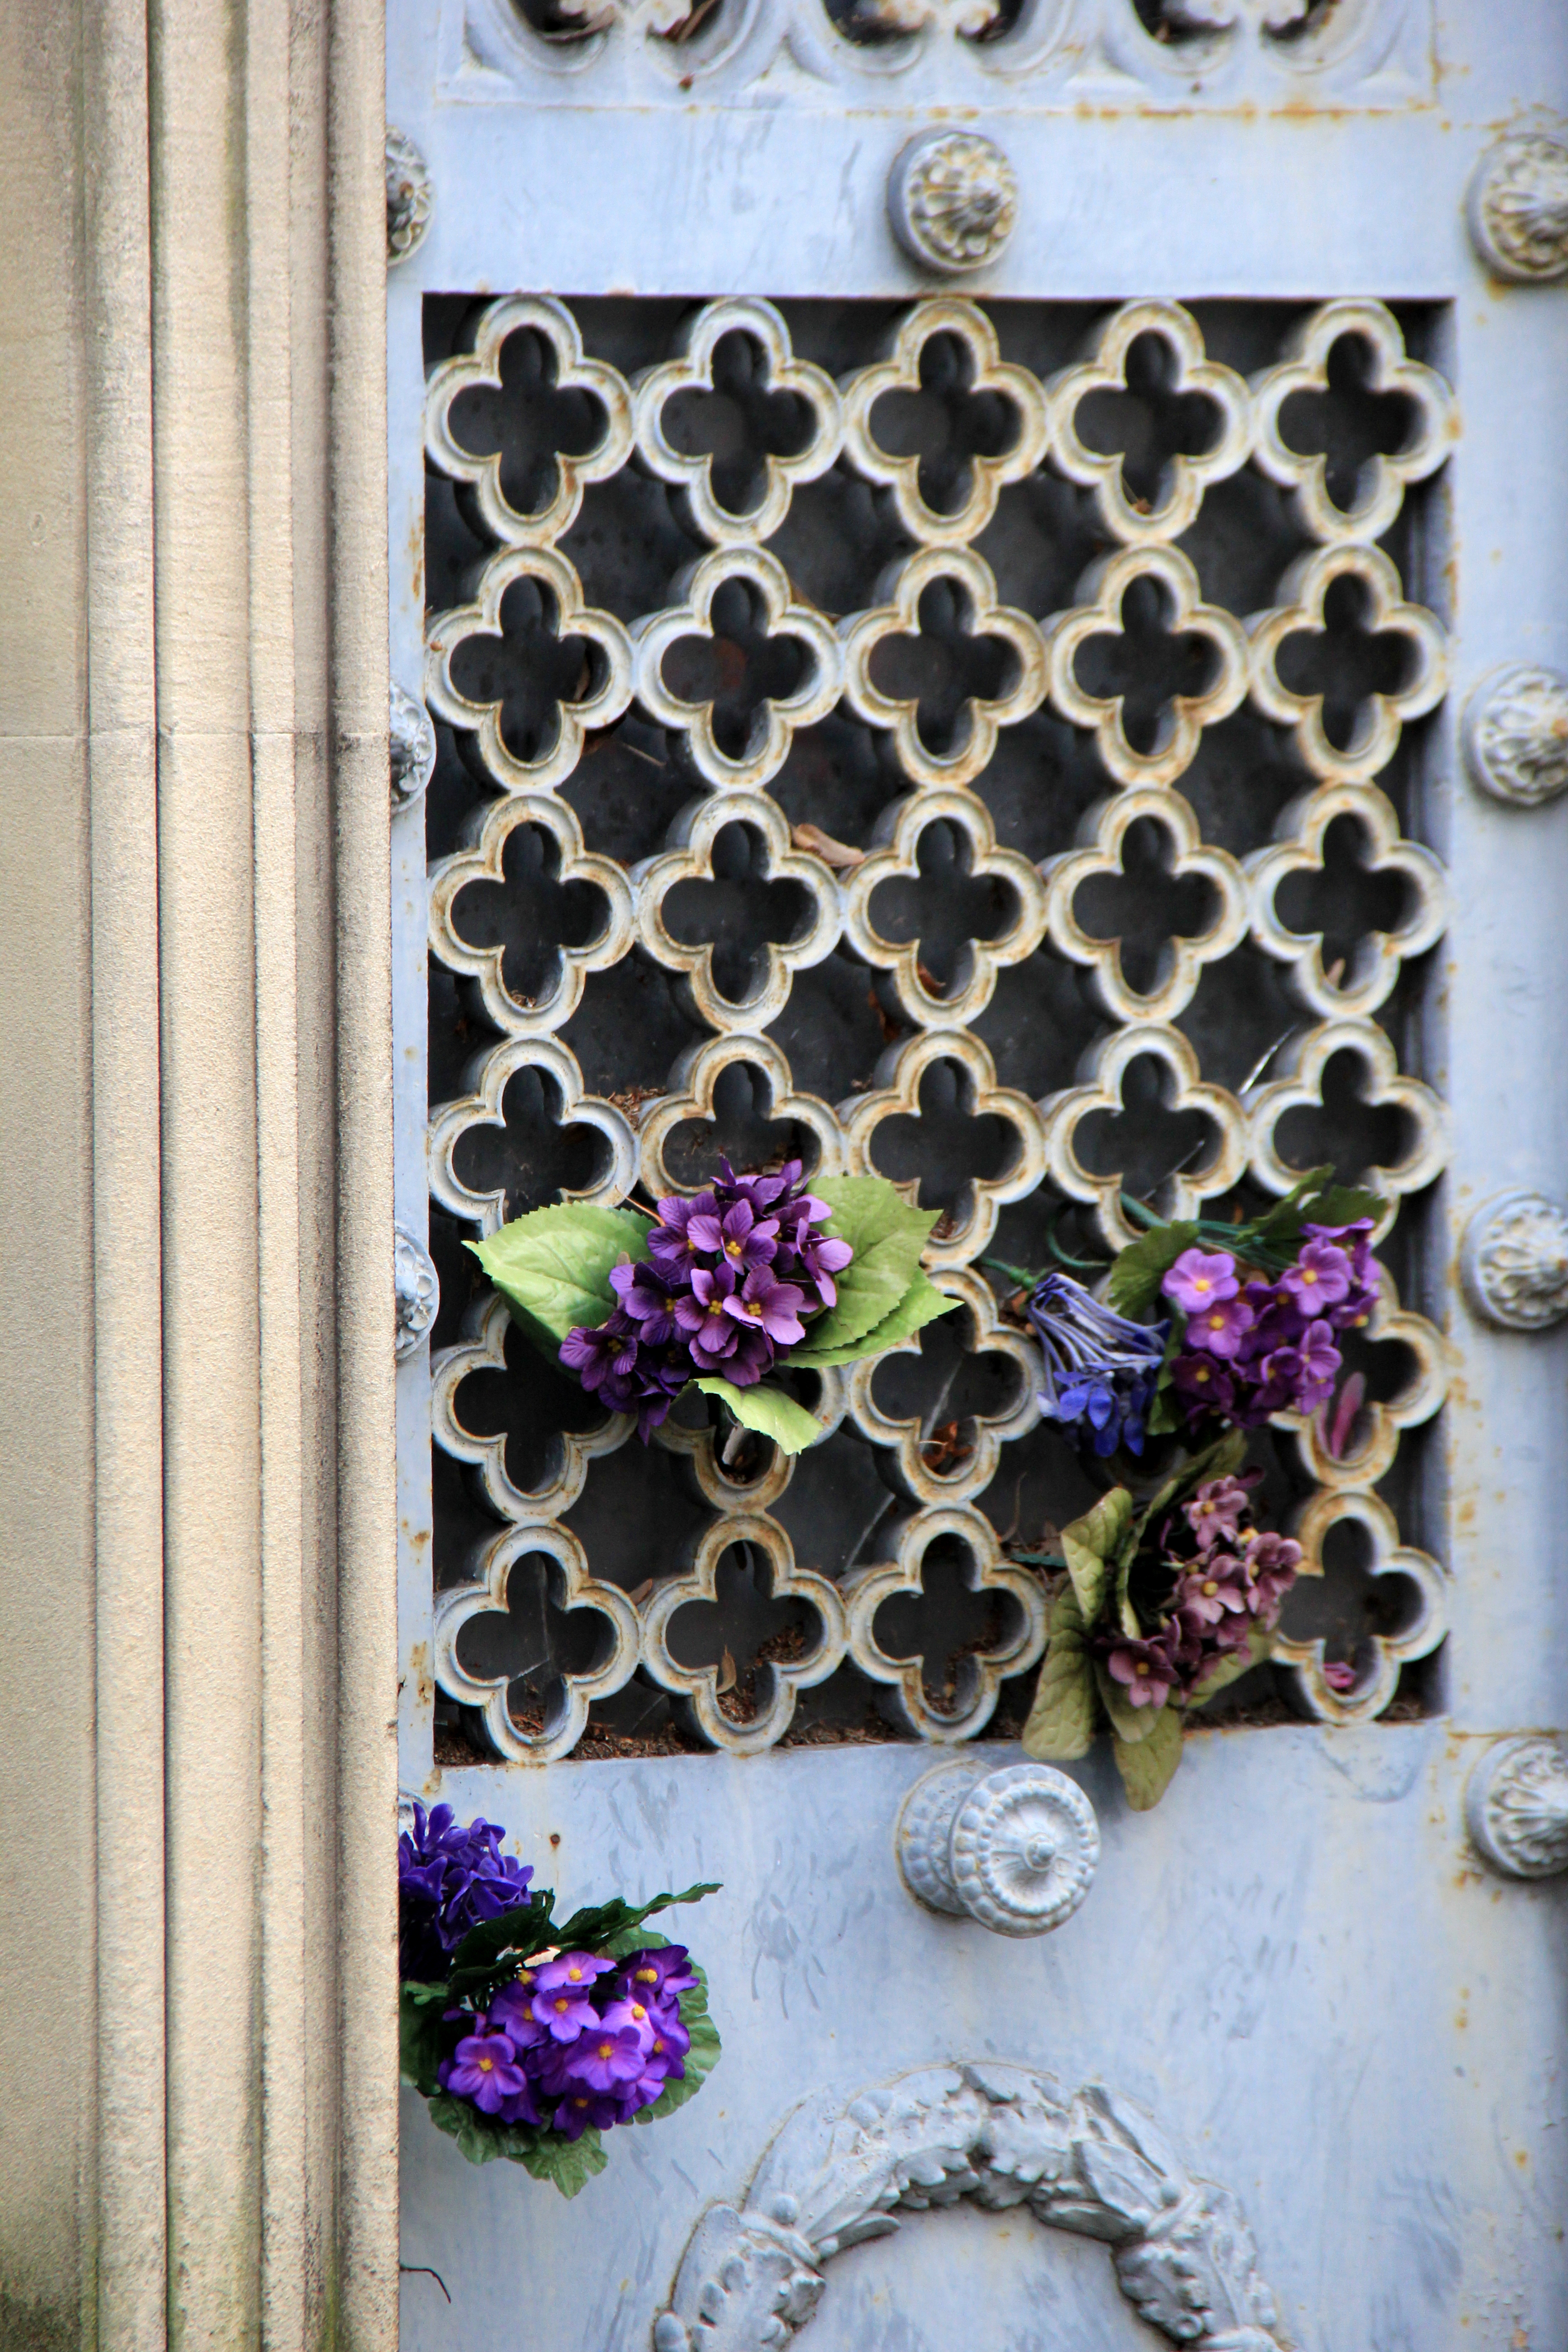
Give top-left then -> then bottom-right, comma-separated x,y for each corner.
568,1966 -> 583,1981
745,1301 -> 764,1318
1207,1313 -> 1225,1331
636,1968 -> 657,1985
554,1998 -> 569,2014
479,2058 -> 493,2072
1301,1268 -> 1317,1285
653,2039 -> 665,2054
573,2098 -> 588,2111
631,2004 -> 646,2021
1193,1276 -> 1211,1295
1194,1365 -> 1210,1384
1202,1579 -> 1219,1597
598,2043 -> 612,2060
1135,1661 -> 1151,1678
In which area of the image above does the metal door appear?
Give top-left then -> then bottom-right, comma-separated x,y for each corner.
388,8 -> 1568,2344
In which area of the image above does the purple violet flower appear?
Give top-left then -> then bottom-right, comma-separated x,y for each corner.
539,2025 -> 647,2097
722,1266 -> 807,1348
608,1259 -> 679,1343
397,1804 -> 535,1983
1171,1352 -> 1235,1418
617,1945 -> 699,2005
686,1199 -> 780,1273
1183,1292 -> 1257,1361
439,2030 -> 529,2116
1281,1238 -> 1353,1313
1183,1475 -> 1251,1547
1161,1247 -> 1240,1314
550,2090 -> 626,2140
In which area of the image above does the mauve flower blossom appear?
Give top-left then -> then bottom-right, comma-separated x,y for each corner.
1183,1292 -> 1257,1360
1296,1318 -> 1342,1406
1184,1475 -> 1251,1547
1281,1237 -> 1353,1312
1161,1247 -> 1240,1314
1171,1352 -> 1234,1415
440,2031 -> 529,2116
1245,1529 -> 1302,1615
1322,1660 -> 1359,1693
1176,1557 -> 1250,1627
1104,1630 -> 1181,1709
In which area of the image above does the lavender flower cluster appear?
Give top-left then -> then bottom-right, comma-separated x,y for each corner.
1163,1220 -> 1378,1431
1098,1473 -> 1301,1715
398,1800 -> 536,1984
436,1944 -> 697,2144
559,1159 -> 850,1441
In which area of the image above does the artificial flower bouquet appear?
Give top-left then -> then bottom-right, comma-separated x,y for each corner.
398,1804 -> 720,2196
1014,1166 -> 1384,1809
470,1161 -> 957,1455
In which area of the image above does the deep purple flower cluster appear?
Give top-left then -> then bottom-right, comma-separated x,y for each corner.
436,1944 -> 698,2142
1027,1271 -> 1170,1459
1162,1220 -> 1379,1433
1097,1473 -> 1301,1714
398,1801 -> 536,1984
559,1159 -> 851,1442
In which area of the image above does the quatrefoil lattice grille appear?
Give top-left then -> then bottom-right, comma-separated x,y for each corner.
418,292 -> 1451,1762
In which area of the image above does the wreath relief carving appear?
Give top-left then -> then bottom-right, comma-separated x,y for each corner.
655,2064 -> 1285,2351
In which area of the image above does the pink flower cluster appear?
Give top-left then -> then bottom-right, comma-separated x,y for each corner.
1161,1220 -> 1378,1432
1097,1473 -> 1302,1714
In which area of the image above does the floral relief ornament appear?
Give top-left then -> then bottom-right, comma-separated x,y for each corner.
1461,1190 -> 1568,1332
1462,663 -> 1568,808
888,131 -> 1019,275
1467,132 -> 1568,284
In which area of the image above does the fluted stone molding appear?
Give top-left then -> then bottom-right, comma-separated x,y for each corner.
1463,664 -> 1568,808
1466,1737 -> 1568,1878
1467,132 -> 1568,283
0,0 -> 400,2347
888,131 -> 1018,272
897,1761 -> 1099,1936
1461,1191 -> 1568,1332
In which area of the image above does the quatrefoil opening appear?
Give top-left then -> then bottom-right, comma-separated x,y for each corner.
1273,1487 -> 1447,1726
1048,299 -> 1251,546
1044,786 -> 1248,1023
1249,544 -> 1447,785
639,1033 -> 844,1201
433,1522 -> 642,1764
844,1504 -> 1047,1741
1252,299 -> 1455,546
429,1032 -> 640,1234
642,1514 -> 849,1754
1046,545 -> 1249,789
632,298 -> 843,548
433,1290 -> 632,1524
633,545 -> 843,791
1246,1019 -> 1446,1237
1246,784 -> 1448,1019
1272,1264 -> 1447,1492
424,294 -> 635,548
842,547 -> 1046,790
428,792 -> 637,1034
842,1028 -> 1047,1269
634,792 -> 841,1030
841,299 -> 1050,547
844,1265 -> 1040,1506
426,544 -> 634,793
1041,1023 -> 1248,1251
844,790 -> 1046,1028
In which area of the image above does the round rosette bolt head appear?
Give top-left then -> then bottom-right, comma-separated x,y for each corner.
897,1760 -> 1099,1936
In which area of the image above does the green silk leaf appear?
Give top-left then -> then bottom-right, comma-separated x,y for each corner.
790,1177 -> 939,1354
693,1377 -> 824,1455
466,1204 -> 652,1351
1060,1488 -> 1135,1626
1021,1587 -> 1097,1762
792,1269 -> 958,1368
1112,1705 -> 1184,1810
516,2130 -> 611,2198
1094,1658 -> 1162,1746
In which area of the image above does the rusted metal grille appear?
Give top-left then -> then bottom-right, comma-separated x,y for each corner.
419,292 -> 1451,1763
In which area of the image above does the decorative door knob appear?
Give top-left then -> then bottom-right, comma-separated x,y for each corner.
896,1760 -> 1099,1937
1466,1736 -> 1568,1879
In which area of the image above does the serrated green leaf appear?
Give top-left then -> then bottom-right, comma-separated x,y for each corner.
1021,1588 -> 1097,1761
694,1377 -> 823,1455
1093,1658 -> 1163,1745
792,1269 -> 958,1369
554,1881 -> 720,1953
1106,1220 -> 1200,1318
1059,1488 -> 1134,1624
1112,1704 -> 1184,1810
424,2091 -> 517,2168
518,2129 -> 611,2197
467,1204 -> 653,1351
398,1984 -> 452,2096
790,1177 -> 938,1354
